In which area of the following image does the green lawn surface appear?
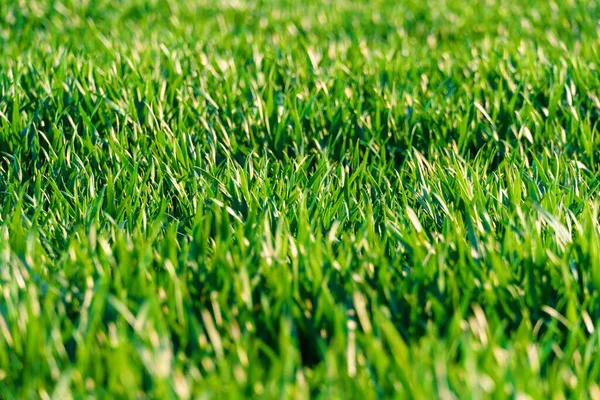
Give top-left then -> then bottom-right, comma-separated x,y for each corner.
1,0 -> 600,398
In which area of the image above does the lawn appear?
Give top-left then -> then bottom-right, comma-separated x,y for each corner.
1,0 -> 600,398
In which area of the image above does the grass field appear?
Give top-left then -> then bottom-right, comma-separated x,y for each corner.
1,0 -> 600,398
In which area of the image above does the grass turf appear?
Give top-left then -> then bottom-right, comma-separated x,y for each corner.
1,0 -> 600,398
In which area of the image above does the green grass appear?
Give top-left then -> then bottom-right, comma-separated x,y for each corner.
1,0 -> 600,397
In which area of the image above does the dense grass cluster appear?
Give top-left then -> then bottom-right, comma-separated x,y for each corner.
1,0 -> 600,397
